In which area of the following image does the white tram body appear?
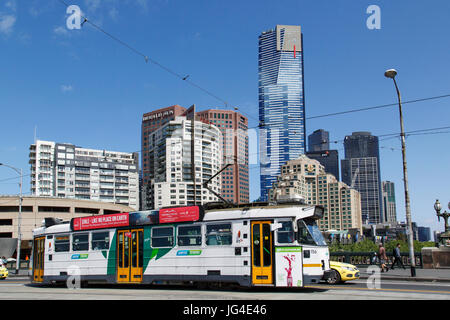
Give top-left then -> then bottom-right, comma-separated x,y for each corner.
30,203 -> 330,287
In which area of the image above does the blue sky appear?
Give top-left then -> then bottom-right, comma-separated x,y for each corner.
0,0 -> 449,236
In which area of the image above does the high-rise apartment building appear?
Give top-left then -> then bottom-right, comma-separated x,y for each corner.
141,106 -> 250,207
268,155 -> 362,232
382,181 -> 397,224
197,109 -> 249,204
141,105 -> 187,185
144,117 -> 222,210
341,132 -> 383,224
259,25 -> 306,201
29,140 -> 139,209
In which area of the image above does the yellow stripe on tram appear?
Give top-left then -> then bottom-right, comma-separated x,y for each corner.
303,264 -> 322,267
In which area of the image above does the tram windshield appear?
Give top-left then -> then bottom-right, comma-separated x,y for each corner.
297,219 -> 327,246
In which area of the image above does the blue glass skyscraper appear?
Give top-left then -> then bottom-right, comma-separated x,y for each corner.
258,25 -> 306,201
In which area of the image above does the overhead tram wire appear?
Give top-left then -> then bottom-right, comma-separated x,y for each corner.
252,93 -> 450,129
306,93 -> 450,120
58,1 -> 450,128
56,0 -> 262,123
57,1 -> 450,149
126,124 -> 450,157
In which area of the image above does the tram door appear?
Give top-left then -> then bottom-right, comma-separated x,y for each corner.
32,237 -> 45,282
251,221 -> 273,284
117,229 -> 143,283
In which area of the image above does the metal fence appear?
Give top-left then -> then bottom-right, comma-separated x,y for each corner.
5,261 -> 30,271
330,252 -> 423,268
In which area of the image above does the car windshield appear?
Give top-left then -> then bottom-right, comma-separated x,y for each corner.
297,219 -> 327,246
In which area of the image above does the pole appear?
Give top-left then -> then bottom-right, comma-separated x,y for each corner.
16,168 -> 22,275
392,78 -> 416,277
0,163 -> 23,274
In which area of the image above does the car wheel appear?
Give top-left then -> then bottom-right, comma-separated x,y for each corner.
326,269 -> 341,284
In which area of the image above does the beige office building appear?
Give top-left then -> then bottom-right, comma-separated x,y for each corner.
0,196 -> 134,257
269,155 -> 362,232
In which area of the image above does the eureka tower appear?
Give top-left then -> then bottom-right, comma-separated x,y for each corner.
258,25 -> 306,201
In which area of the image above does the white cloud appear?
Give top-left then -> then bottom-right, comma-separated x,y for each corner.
61,85 -> 74,93
109,7 -> 119,21
18,32 -> 32,45
53,26 -> 70,36
5,1 -> 17,12
136,0 -> 148,11
0,14 -> 16,35
84,0 -> 102,13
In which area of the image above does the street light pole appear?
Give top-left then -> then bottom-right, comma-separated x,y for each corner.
0,163 -> 23,274
384,69 -> 416,277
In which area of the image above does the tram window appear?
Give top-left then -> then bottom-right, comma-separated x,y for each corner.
73,233 -> 89,251
277,221 -> 294,243
92,232 -> 110,250
178,225 -> 202,246
151,227 -> 174,248
55,235 -> 70,252
297,220 -> 315,245
206,223 -> 232,246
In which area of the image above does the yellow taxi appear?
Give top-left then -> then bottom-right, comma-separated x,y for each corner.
324,260 -> 360,284
0,266 -> 8,280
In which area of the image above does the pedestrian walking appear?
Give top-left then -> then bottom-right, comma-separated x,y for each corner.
391,243 -> 406,270
378,243 -> 389,272
371,251 -> 378,264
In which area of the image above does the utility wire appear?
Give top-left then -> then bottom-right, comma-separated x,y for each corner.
57,0 -> 251,117
253,93 -> 450,129
57,0 -> 450,154
306,94 -> 450,120
0,173 -> 31,183
58,1 -> 450,128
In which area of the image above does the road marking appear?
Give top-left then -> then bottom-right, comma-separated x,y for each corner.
305,284 -> 450,295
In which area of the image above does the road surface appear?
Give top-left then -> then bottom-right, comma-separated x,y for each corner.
1,277 -> 449,300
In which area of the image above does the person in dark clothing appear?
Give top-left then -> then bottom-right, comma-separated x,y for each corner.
391,243 -> 405,269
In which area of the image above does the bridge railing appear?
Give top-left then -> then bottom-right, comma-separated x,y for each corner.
330,252 -> 423,268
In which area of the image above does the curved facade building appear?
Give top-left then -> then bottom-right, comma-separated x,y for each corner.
259,25 -> 306,201
145,116 -> 222,209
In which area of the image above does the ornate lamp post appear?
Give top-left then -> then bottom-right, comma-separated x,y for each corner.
434,199 -> 450,247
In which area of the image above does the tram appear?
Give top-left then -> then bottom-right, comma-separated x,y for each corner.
30,202 -> 330,288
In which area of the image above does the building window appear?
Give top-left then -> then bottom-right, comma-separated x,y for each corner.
0,219 -> 12,226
